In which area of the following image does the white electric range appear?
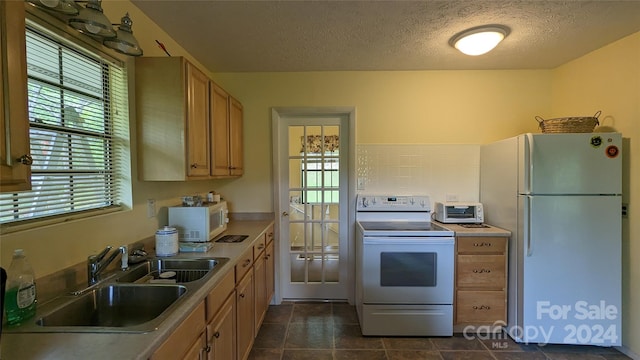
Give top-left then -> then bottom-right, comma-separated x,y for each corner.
355,194 -> 455,336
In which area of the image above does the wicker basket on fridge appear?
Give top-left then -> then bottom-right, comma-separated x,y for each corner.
535,111 -> 601,133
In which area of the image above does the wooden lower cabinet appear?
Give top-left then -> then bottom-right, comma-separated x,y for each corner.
454,236 -> 508,332
456,290 -> 507,323
184,333 -> 207,360
206,294 -> 236,360
254,248 -> 267,334
265,241 -> 275,306
236,268 -> 255,360
150,224 -> 275,360
151,302 -> 206,360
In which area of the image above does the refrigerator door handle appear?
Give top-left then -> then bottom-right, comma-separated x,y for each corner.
525,133 -> 534,193
525,196 -> 533,257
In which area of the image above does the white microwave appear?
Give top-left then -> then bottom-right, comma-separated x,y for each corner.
434,202 -> 484,224
168,201 -> 229,242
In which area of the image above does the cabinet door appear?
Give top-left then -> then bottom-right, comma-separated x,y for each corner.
229,97 -> 243,176
254,251 -> 267,333
185,62 -> 210,177
207,294 -> 236,360
236,269 -> 254,360
210,82 -> 230,176
0,1 -> 31,192
151,302 -> 206,360
184,333 -> 206,360
265,241 -> 275,304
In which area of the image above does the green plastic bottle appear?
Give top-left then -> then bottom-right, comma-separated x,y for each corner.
4,249 -> 37,326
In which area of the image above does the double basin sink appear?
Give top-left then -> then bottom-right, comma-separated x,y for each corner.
8,257 -> 229,333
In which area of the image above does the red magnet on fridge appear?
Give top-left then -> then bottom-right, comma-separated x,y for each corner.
605,145 -> 619,158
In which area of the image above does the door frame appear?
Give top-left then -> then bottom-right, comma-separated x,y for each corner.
271,107 -> 356,304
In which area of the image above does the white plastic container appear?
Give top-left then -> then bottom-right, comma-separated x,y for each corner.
5,249 -> 37,325
155,226 -> 179,256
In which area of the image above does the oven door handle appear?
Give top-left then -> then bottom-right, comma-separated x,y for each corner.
363,238 -> 454,246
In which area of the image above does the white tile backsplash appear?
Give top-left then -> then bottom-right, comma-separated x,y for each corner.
356,144 -> 480,204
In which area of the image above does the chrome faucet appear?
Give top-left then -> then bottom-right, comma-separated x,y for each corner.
87,245 -> 128,286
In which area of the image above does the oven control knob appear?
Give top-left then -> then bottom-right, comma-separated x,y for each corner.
362,198 -> 369,207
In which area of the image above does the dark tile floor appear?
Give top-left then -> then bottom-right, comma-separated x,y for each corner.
249,302 -> 631,360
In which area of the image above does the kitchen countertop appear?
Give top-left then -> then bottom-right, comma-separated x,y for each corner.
435,221 -> 511,237
1,219 -> 274,360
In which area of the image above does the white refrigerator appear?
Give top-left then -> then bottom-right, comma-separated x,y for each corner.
480,132 -> 622,346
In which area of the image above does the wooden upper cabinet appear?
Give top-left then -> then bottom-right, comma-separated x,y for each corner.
135,57 -> 211,181
210,82 -> 230,176
229,97 -> 244,176
1,1 -> 31,192
210,81 -> 243,178
185,62 -> 211,177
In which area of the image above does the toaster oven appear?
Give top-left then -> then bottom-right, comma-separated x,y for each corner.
433,202 -> 484,224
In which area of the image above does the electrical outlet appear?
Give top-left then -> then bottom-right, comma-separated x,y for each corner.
147,199 -> 156,218
357,177 -> 366,190
445,194 -> 459,202
622,203 -> 628,218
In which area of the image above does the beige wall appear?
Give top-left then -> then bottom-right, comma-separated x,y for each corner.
1,1 -> 637,354
213,70 -> 551,212
550,32 -> 640,355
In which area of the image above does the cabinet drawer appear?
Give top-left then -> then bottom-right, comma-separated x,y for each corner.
457,237 -> 507,254
205,269 -> 235,323
457,255 -> 505,289
253,236 -> 266,261
456,291 -> 506,324
235,247 -> 254,284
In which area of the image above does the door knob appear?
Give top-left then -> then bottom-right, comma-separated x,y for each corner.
282,211 -> 289,217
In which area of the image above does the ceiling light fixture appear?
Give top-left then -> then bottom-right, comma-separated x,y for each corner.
68,0 -> 116,38
26,0 -> 79,15
449,25 -> 510,56
103,13 -> 143,56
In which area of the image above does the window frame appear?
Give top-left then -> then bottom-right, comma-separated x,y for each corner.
0,8 -> 132,233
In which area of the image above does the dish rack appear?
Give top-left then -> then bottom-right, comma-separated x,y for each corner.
535,111 -> 600,133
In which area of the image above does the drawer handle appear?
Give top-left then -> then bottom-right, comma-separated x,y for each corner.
473,242 -> 493,247
239,293 -> 245,298
243,259 -> 251,267
265,254 -> 270,260
472,269 -> 491,273
190,163 -> 198,169
473,305 -> 491,310
257,244 -> 265,250
214,331 -> 220,339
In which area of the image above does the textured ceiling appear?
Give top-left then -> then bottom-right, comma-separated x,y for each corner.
131,0 -> 640,72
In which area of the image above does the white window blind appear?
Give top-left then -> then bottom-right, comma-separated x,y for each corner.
0,27 -> 129,225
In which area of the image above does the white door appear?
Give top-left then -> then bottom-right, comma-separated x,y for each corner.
272,108 -> 355,301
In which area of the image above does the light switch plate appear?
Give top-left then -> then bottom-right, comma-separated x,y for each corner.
147,199 -> 156,218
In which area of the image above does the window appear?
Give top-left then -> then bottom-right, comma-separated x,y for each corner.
299,133 -> 340,204
303,157 -> 339,203
0,26 -> 130,227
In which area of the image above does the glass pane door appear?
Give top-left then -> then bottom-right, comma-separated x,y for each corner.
277,113 -> 349,300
